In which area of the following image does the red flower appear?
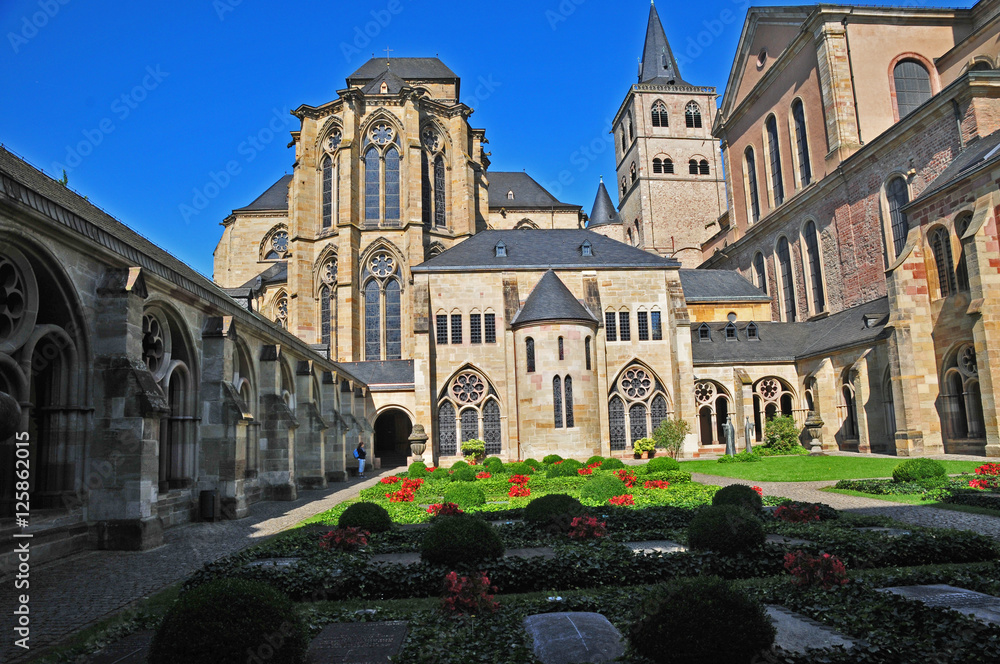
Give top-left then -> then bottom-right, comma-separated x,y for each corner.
783,550 -> 848,589
509,474 -> 530,486
752,486 -> 764,496
554,460 -> 564,465
401,478 -> 424,491
975,463 -> 1000,476
587,461 -> 603,469
567,516 -> 607,539
441,570 -> 499,615
427,502 -> 464,516
608,494 -> 634,506
476,471 -> 492,479
319,527 -> 369,551
775,504 -> 821,523
613,469 -> 637,488
643,480 -> 670,489
508,484 -> 531,498
970,479 -> 989,489
425,466 -> 437,473
577,468 -> 593,476
380,476 -> 402,485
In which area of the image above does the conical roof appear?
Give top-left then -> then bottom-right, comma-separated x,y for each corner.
639,2 -> 689,86
587,179 -> 621,227
511,270 -> 599,328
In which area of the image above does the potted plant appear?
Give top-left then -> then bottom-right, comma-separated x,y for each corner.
653,418 -> 691,460
460,439 -> 487,463
632,437 -> 656,459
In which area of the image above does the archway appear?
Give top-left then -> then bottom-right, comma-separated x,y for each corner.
374,408 -> 412,468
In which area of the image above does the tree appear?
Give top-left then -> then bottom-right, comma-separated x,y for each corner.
653,418 -> 691,460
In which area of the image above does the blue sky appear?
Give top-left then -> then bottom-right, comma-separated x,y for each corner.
0,0 -> 974,276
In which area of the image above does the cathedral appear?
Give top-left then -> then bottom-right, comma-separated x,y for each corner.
2,1 -> 1000,568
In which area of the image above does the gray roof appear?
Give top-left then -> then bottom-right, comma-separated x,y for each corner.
692,297 -> 891,364
587,179 -> 622,227
679,270 -> 771,302
639,2 -> 689,86
347,58 -> 458,83
234,174 -> 292,212
337,360 -> 414,389
909,128 -> 1000,205
488,172 -> 579,210
412,229 -> 681,272
240,261 -> 287,290
511,270 -> 599,327
361,68 -> 408,95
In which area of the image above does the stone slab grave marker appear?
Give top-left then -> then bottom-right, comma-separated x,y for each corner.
85,630 -> 154,664
524,612 -> 625,664
624,540 -> 687,554
307,621 -> 408,663
766,606 -> 855,654
879,584 -> 1000,625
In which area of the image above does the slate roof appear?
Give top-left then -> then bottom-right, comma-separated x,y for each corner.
691,297 -> 891,364
412,229 -> 680,272
488,172 -> 579,209
587,180 -> 621,227
234,174 -> 292,212
337,360 -> 415,389
361,69 -> 408,95
347,58 -> 458,83
679,270 -> 771,302
240,261 -> 287,290
511,270 -> 599,327
639,2 -> 690,86
908,128 -> 1000,205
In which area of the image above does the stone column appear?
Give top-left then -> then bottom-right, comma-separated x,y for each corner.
666,274 -> 698,458
258,345 -> 298,500
322,371 -> 346,482
294,360 -> 327,490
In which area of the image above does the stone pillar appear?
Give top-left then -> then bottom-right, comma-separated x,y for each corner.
813,20 -> 861,162
666,274 -> 698,458
852,358 -> 872,454
294,361 -> 328,490
258,345 -> 298,500
322,371 -> 346,481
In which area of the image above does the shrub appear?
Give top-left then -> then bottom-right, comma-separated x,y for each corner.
630,576 -> 775,664
599,457 -> 626,470
507,461 -> 535,476
546,458 -> 584,478
450,460 -> 470,470
652,417 -> 691,460
451,466 -> 477,483
712,484 -> 764,512
580,474 -> 628,504
483,456 -> 504,471
632,437 -> 656,455
784,550 -> 849,589
427,502 -> 464,516
149,578 -> 309,664
523,458 -> 542,470
776,500 -> 839,521
319,527 -> 368,552
421,514 -> 503,567
461,439 -> 486,461
523,494 -> 585,530
441,570 -> 498,615
585,455 -> 606,466
717,450 -> 762,464
542,454 -> 564,464
687,505 -> 765,555
430,468 -> 450,480
407,461 -> 428,478
339,502 -> 393,533
567,516 -> 607,539
774,504 -> 821,523
645,456 -> 680,473
762,415 -> 801,454
893,458 -> 947,483
442,483 -> 486,509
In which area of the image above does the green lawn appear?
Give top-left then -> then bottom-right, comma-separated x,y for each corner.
822,487 -> 1000,518
678,455 -> 982,482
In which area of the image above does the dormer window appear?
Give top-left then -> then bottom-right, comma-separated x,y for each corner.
507,190 -> 515,200
698,323 -> 711,342
581,241 -> 593,257
380,81 -> 388,94
725,322 -> 738,341
747,322 -> 759,340
495,241 -> 507,258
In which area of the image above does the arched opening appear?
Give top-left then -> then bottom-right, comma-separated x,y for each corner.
373,408 -> 412,468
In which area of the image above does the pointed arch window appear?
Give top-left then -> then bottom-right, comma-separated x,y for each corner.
887,176 -> 910,258
893,60 -> 932,119
320,285 -> 332,350
803,220 -> 825,312
364,146 -> 381,225
434,156 -> 446,227
483,400 -> 501,454
460,408 -> 478,444
609,396 -> 626,451
791,99 -> 811,186
553,375 -> 563,428
931,227 -> 957,297
421,153 -> 432,228
630,162 -> 637,184
629,403 -> 648,441
651,394 -> 668,432
652,101 -> 668,127
362,251 -> 402,361
685,102 -> 702,128
745,147 -> 760,223
777,236 -> 797,322
322,155 -> 334,229
263,229 -> 289,261
766,115 -> 784,205
564,376 -> 575,427
753,252 -> 768,294
438,401 -> 456,455
526,337 -> 535,373
956,213 -> 972,291
363,126 -> 401,227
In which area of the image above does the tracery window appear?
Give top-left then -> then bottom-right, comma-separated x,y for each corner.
363,123 -> 401,227
752,377 -> 795,441
694,380 -> 732,445
439,401 -> 457,455
651,101 -> 668,127
263,230 -> 289,260
319,256 -> 337,351
322,155 -> 334,229
931,227 -> 957,297
420,127 -> 447,228
685,102 -> 702,128
610,365 -> 672,450
942,344 -> 986,441
362,250 -> 402,360
273,294 -> 288,329
141,313 -> 166,374
438,369 -> 502,455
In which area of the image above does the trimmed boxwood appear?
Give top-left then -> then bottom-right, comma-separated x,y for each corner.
712,484 -> 763,512
407,461 -> 428,478
688,505 -> 765,555
542,454 -> 563,464
630,576 -> 775,664
546,459 -> 584,478
523,458 -> 542,470
580,474 -> 629,504
339,501 -> 393,532
451,466 -> 477,482
644,456 -> 681,473
893,458 -> 946,483
450,460 -> 470,470
150,578 -> 309,664
523,493 -> 585,525
430,468 -> 450,480
585,455 -> 606,466
442,483 -> 486,509
420,514 -> 503,566
483,456 -> 504,471
599,457 -> 626,470
507,461 -> 536,475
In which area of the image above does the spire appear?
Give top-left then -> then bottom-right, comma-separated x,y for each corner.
639,1 -> 688,86
587,179 -> 621,228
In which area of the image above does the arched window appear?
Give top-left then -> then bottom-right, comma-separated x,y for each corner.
689,159 -> 699,175
460,408 -> 478,444
362,251 -> 402,360
553,375 -> 563,428
421,153 -> 432,228
564,376 -> 574,428
630,162 -> 637,184
272,293 -> 288,328
777,236 -> 797,321
628,114 -> 634,142
663,158 -> 674,174
752,377 -> 796,441
629,403 -> 647,441
803,220 -> 825,313
841,379 -> 859,440
886,177 -> 910,258
685,102 -> 702,128
652,101 -> 668,127
699,160 -> 710,175
791,99 -> 811,186
364,146 -> 380,225
322,155 -> 334,229
941,344 -> 985,442
320,284 -> 332,349
483,400 -> 502,455
753,252 -> 768,294
526,337 -> 535,373
364,281 -> 380,358
621,176 -> 628,195
585,336 -> 591,370
438,401 -> 456,455
931,227 -> 957,297
893,60 -> 932,118
384,147 -> 400,225
694,380 -> 732,445
651,394 -> 668,433
439,371 -> 502,455
956,213 -> 972,291
653,158 -> 663,174
969,59 -> 993,72
765,115 -> 784,206
621,130 -> 626,153
558,336 -> 564,361
363,124 -> 401,227
434,156 -> 446,227
609,396 -> 626,451
262,228 -> 289,261
745,147 -> 760,223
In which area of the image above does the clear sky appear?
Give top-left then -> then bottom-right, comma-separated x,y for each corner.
0,0 -> 974,276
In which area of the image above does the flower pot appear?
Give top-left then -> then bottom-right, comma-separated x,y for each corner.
633,453 -> 642,460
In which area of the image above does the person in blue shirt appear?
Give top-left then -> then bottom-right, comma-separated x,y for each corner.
356,441 -> 367,478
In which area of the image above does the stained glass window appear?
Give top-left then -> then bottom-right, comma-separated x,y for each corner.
651,311 -> 662,341
421,153 -> 432,228
385,280 -> 401,359
766,115 -> 784,206
436,314 -> 448,345
637,311 -> 649,341
619,311 -> 631,341
484,314 -> 496,343
384,147 -> 400,225
564,376 -> 574,428
483,400 -> 501,455
322,156 -> 333,229
804,220 -> 825,312
461,408 -> 478,444
434,156 -> 446,227
630,403 -> 648,442
792,99 -> 811,186
651,394 -> 668,433
777,237 -> 797,322
364,147 -> 380,225
887,177 -> 909,258
364,280 -> 381,359
609,397 -> 626,451
450,313 -> 462,345
439,401 -> 456,455
553,376 -> 563,428
526,337 -> 535,373
605,312 -> 617,341
470,314 -> 482,344
320,285 -> 331,349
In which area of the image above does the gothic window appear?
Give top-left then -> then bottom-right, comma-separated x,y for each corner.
628,114 -> 634,142
651,311 -> 662,340
585,336 -> 591,370
363,125 -> 401,227
653,158 -> 663,174
439,370 -> 502,453
452,372 -> 486,404
637,311 -> 649,341
461,408 -> 478,445
893,60 -> 932,118
320,285 -> 332,349
274,294 -> 288,329
605,312 -> 617,341
630,162 -> 637,184
385,280 -> 401,359
745,147 -> 760,223
621,367 -> 651,399
792,99 -> 811,186
689,159 -> 699,175
685,102 -> 702,128
485,313 -> 496,343
651,100 -> 668,127
803,220 -> 825,312
483,400 -> 501,454
322,155 -> 334,229
526,337 -> 535,373
609,396 -> 626,451
451,313 -> 462,344
621,176 -> 627,195
956,213 -> 971,291
699,160 -> 710,175
752,377 -> 795,441
421,153 -> 432,228
362,251 -> 401,360
887,176 -> 910,258
364,147 -> 380,225
470,313 -> 482,344
434,156 -> 446,227
436,314 -> 448,345
651,394 -> 668,433
263,230 -> 289,261
564,376 -> 574,428
384,147 -> 400,225
931,227 -> 957,297
558,336 -> 564,360
695,380 -> 731,445
777,236 -> 797,321
141,313 -> 165,374
766,115 -> 784,206
619,311 -> 631,341
753,251 -> 768,294
553,375 -> 563,428
319,257 -> 337,351
630,403 -> 648,441
364,281 -> 380,357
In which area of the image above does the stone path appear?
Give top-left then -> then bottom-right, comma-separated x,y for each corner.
0,469 -> 400,664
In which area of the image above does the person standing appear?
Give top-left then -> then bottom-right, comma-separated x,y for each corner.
356,441 -> 367,478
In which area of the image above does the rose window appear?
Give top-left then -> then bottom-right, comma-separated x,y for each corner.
960,345 -> 978,376
0,256 -> 27,345
621,368 -> 651,399
421,127 -> 440,151
371,124 -> 394,145
141,314 -> 165,373
758,378 -> 780,401
321,259 -> 337,285
324,130 -> 342,152
695,381 -> 716,404
369,253 -> 395,278
451,372 -> 486,404
271,231 -> 289,257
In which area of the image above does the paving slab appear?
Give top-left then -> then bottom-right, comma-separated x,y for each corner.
307,621 -> 408,663
523,612 -> 624,664
370,552 -> 421,565
505,546 -> 556,559
624,540 -> 687,554
766,606 -> 855,654
766,534 -> 815,546
878,584 -> 1000,624
245,557 -> 302,569
854,527 -> 911,536
84,630 -> 154,664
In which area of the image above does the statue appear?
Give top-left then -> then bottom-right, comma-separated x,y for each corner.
723,416 -> 736,456
744,417 -> 755,453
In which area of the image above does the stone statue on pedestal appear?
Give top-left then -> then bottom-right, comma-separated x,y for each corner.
744,417 -> 755,453
723,416 -> 736,456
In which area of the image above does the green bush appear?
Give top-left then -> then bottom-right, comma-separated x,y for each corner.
149,578 -> 309,664
762,415 -> 801,453
580,474 -> 629,504
599,457 -> 626,470
430,467 -> 450,480
483,456 -> 504,471
631,576 -> 775,664
407,461 -> 428,478
585,455 -> 606,466
632,437 -> 656,454
652,417 -> 692,460
460,438 -> 486,460
893,458 -> 947,483
546,459 -> 584,478
523,458 -> 542,470
442,483 -> 486,509
717,450 -> 762,464
687,505 -> 765,555
339,502 -> 393,532
645,456 -> 680,473
507,461 -> 536,475
451,466 -> 477,482
542,454 -> 563,464
776,500 -> 839,520
420,514 -> 504,567
712,484 -> 763,512
523,494 -> 585,533
450,460 -> 470,470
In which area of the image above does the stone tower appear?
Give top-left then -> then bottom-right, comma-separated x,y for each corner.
612,2 -> 727,267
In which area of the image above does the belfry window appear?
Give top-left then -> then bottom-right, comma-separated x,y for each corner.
685,102 -> 702,128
